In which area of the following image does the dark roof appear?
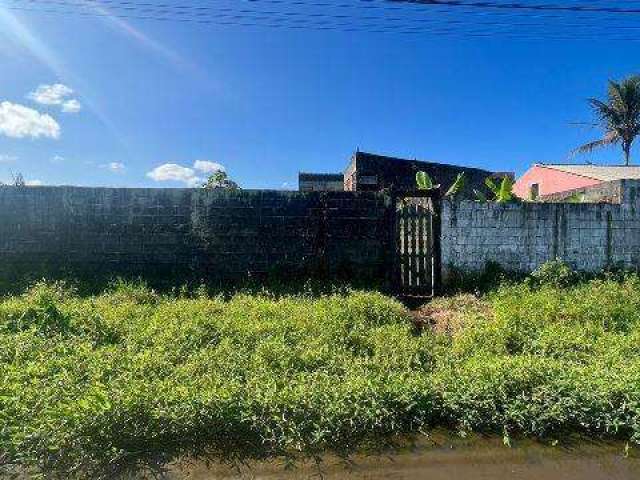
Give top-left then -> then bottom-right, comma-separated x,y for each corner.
351,151 -> 497,176
299,172 -> 344,181
347,151 -> 505,197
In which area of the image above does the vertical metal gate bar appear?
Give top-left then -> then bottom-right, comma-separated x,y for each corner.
402,204 -> 407,289
427,199 -> 434,295
407,203 -> 412,290
422,200 -> 429,289
416,202 -> 425,289
408,204 -> 413,289
398,205 -> 404,288
418,201 -> 426,289
414,203 -> 419,289
394,190 -> 440,297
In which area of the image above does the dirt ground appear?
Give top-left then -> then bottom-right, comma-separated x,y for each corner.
169,434 -> 640,480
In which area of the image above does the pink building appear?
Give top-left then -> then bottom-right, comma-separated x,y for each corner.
514,164 -> 640,200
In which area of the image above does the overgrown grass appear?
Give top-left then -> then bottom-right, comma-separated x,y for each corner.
3,270 -> 640,478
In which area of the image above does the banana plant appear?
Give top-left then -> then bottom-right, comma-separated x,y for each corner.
416,171 -> 466,198
476,176 -> 515,203
416,171 -> 435,190
473,189 -> 488,203
445,173 -> 466,198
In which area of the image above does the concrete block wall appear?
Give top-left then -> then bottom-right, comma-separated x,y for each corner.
8,182 -> 640,288
539,179 -> 625,203
0,186 -> 392,282
298,173 -> 345,192
441,194 -> 640,279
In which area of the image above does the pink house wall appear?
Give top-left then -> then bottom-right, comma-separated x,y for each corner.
513,165 -> 602,199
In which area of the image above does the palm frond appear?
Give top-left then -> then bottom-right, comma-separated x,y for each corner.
588,98 -> 620,125
572,134 -> 619,156
577,76 -> 640,164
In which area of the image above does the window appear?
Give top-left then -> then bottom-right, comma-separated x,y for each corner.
359,175 -> 378,185
529,183 -> 540,200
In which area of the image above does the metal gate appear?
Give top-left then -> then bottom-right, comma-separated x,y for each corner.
394,190 -> 441,297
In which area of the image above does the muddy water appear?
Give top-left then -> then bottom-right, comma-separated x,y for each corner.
170,436 -> 640,480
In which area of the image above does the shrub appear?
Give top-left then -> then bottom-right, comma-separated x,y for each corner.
530,260 -> 577,288
3,278 -> 640,478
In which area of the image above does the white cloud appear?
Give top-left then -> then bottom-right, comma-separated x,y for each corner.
28,84 -> 81,114
147,163 -> 201,187
0,101 -> 60,139
50,155 -> 64,164
61,99 -> 82,113
101,162 -> 125,174
28,84 -> 73,105
25,179 -> 43,186
193,160 -> 225,174
0,154 -> 17,164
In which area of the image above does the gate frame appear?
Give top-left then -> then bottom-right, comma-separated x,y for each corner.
390,187 -> 442,298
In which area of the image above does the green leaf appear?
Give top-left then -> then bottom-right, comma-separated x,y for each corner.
496,176 -> 514,203
503,431 -> 512,448
416,171 -> 434,190
474,189 -> 488,203
445,173 -> 466,198
484,177 -> 498,196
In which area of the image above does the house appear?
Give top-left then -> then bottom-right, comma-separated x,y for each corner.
344,151 -> 502,197
514,164 -> 640,201
299,150 -> 506,198
298,173 -> 344,192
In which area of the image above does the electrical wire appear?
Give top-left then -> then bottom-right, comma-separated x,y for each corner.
2,0 -> 640,39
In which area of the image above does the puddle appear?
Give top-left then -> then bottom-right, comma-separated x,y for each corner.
167,435 -> 640,479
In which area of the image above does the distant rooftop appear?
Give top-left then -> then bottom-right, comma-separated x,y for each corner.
540,164 -> 640,182
352,151 -> 496,176
299,172 -> 343,181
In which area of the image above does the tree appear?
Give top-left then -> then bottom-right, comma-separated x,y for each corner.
202,171 -> 239,190
574,75 -> 640,166
12,172 -> 25,187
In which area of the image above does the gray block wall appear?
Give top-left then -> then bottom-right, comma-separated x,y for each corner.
539,179 -> 625,203
0,186 -> 392,282
441,183 -> 640,279
9,182 -> 640,288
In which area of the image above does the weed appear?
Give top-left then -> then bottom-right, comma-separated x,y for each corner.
2,275 -> 640,478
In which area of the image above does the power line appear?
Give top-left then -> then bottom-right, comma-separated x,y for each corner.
0,5 -> 629,39
10,0 -> 640,18
386,0 -> 640,14
3,0 -> 640,39
7,0 -> 632,26
9,0 -> 640,28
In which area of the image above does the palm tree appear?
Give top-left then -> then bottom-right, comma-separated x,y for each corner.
575,75 -> 640,166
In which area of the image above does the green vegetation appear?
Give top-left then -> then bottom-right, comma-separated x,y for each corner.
202,170 -> 240,190
415,170 -> 514,203
445,172 -> 466,197
416,170 -> 434,190
475,175 -> 516,203
3,267 -> 640,478
574,74 -> 640,166
415,171 -> 466,198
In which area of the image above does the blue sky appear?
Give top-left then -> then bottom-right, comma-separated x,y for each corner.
1,1 -> 638,189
